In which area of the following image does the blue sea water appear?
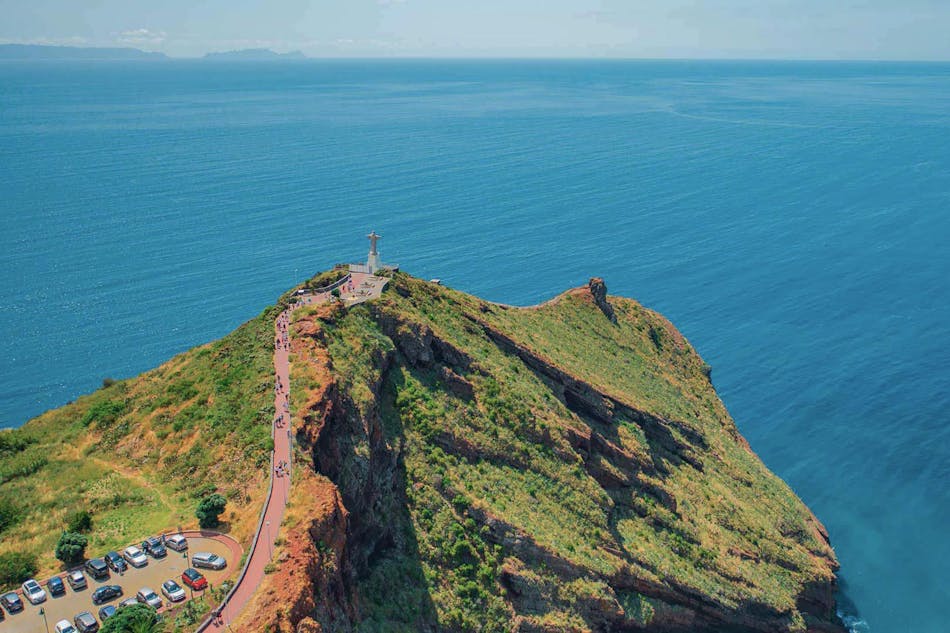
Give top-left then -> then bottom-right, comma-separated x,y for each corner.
1,59 -> 948,631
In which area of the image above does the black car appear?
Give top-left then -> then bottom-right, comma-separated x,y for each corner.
84,558 -> 110,580
47,576 -> 66,596
104,551 -> 127,573
141,536 -> 167,559
1,592 -> 23,613
91,585 -> 123,605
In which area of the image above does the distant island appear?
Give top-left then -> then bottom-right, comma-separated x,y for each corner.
0,44 -> 307,61
0,43 -> 167,60
202,48 -> 307,61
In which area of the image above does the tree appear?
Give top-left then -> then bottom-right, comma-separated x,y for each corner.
100,603 -> 159,633
55,531 -> 88,566
0,551 -> 37,589
195,493 -> 227,529
66,509 -> 93,533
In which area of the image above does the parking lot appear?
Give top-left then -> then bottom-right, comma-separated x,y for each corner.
0,536 -> 237,633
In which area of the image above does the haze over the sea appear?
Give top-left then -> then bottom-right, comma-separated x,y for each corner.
1,59 -> 948,632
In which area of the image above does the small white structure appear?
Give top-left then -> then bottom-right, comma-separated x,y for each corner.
350,231 -> 396,274
366,231 -> 382,274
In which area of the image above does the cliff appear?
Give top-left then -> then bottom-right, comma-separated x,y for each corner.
242,273 -> 843,633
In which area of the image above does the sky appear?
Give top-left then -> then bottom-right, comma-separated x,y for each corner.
1,0 -> 950,60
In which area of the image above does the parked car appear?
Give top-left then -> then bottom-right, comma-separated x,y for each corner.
97,605 -> 116,621
118,597 -> 139,609
122,546 -> 148,568
84,558 -> 110,580
54,620 -> 77,633
74,611 -> 99,633
67,570 -> 88,591
141,536 -> 167,559
191,552 -> 226,570
180,568 -> 207,591
1,591 -> 24,613
47,576 -> 66,596
164,534 -> 188,552
161,580 -> 186,603
104,551 -> 127,573
91,585 -> 123,605
22,579 -> 48,604
136,588 -> 162,609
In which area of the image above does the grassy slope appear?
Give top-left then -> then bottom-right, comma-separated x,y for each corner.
0,306 -> 278,582
318,274 -> 835,631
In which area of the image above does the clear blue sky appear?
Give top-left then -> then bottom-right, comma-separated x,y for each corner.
2,0 -> 949,60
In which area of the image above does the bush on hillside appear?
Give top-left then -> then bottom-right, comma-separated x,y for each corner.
55,531 -> 88,566
67,509 -> 93,533
0,552 -> 37,589
0,498 -> 21,534
196,493 -> 227,529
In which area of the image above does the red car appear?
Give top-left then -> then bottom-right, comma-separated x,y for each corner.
181,568 -> 207,591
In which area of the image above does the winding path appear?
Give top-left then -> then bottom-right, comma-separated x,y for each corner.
199,272 -> 386,631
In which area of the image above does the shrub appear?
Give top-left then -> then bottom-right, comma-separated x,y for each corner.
0,498 -> 21,534
55,531 -> 88,566
196,493 -> 227,529
67,509 -> 93,533
101,377 -> 116,389
0,552 -> 37,589
100,603 -> 159,633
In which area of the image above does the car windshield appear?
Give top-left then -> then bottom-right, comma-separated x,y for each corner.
4,592 -> 18,601
25,581 -> 39,591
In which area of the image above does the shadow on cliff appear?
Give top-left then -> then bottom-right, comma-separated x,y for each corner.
315,362 -> 440,631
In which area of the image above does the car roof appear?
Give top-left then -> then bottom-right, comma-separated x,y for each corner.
76,612 -> 95,621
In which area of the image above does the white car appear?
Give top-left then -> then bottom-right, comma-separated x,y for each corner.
165,534 -> 188,552
123,545 -> 148,567
21,578 -> 47,604
54,620 -> 77,633
161,579 -> 186,602
136,587 -> 163,609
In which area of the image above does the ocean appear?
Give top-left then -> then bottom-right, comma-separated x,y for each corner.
1,59 -> 948,632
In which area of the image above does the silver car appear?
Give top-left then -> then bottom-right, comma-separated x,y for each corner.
191,552 -> 226,570
161,580 -> 186,602
123,545 -> 148,568
21,579 -> 47,604
136,588 -> 162,609
164,534 -> 188,552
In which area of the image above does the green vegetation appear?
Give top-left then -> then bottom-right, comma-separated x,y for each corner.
0,551 -> 37,589
67,509 -> 93,533
196,493 -> 228,529
100,603 -> 160,633
0,305 -> 278,575
301,273 -> 838,631
55,531 -> 88,566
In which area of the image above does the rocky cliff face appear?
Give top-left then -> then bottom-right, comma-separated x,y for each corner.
245,275 -> 843,633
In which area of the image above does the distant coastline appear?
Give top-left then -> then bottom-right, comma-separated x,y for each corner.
0,43 -> 306,61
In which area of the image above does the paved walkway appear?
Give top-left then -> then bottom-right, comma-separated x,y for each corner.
201,272 -> 388,631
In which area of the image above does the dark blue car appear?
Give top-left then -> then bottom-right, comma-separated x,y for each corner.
47,576 -> 66,596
